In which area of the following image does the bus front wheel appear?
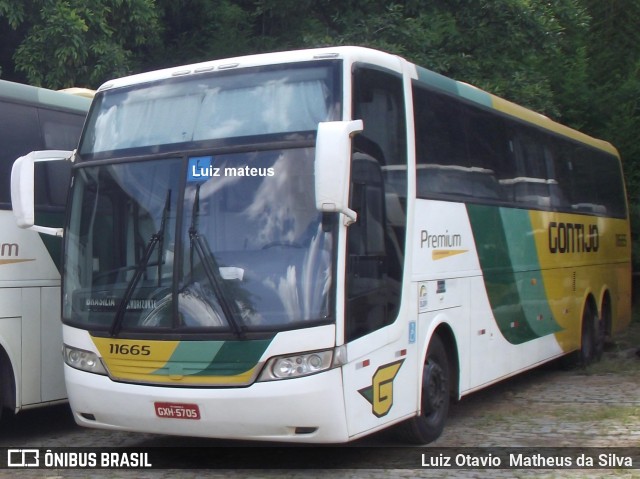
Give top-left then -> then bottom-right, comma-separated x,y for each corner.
398,334 -> 450,444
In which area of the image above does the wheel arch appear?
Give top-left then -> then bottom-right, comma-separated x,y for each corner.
0,345 -> 17,413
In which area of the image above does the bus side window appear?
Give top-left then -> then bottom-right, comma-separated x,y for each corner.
0,102 -> 42,208
413,87 -> 468,199
415,85 -> 518,205
589,149 -> 626,218
33,111 -> 80,215
511,129 -> 552,209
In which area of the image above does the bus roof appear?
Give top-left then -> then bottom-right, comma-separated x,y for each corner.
95,46 -> 618,157
0,79 -> 92,113
58,87 -> 96,99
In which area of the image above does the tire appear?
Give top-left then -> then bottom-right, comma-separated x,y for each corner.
598,298 -> 612,357
579,302 -> 600,367
397,334 -> 450,444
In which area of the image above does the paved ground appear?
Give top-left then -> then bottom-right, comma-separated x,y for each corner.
431,363 -> 640,448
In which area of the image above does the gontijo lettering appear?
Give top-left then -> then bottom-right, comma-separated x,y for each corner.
548,222 -> 599,253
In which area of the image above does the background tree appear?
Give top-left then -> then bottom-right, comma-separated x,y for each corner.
148,0 -> 252,69
245,0 -> 590,119
0,0 -> 159,88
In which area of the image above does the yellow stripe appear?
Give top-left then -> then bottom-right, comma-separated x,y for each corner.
93,337 -> 179,364
0,259 -> 35,265
92,337 -> 259,385
491,95 -> 619,156
528,211 -> 631,351
432,249 -> 468,260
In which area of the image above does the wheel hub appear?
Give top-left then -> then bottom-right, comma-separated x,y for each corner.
423,360 -> 446,415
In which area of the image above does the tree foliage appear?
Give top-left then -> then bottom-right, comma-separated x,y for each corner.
150,0 -> 252,68
0,0 -> 638,213
0,0 -> 159,88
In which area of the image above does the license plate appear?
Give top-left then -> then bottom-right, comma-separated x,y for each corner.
154,402 -> 201,420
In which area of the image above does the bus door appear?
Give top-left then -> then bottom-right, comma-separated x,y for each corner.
341,65 -> 414,438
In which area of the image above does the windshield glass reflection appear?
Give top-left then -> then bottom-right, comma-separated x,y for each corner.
181,148 -> 332,328
64,149 -> 333,333
80,63 -> 339,157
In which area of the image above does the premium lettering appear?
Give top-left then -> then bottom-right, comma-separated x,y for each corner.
420,230 -> 462,249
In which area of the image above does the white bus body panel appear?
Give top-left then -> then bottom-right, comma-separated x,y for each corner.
63,325 -> 351,442
411,199 -> 566,396
0,212 -> 65,410
65,366 -> 349,442
342,318 -> 419,439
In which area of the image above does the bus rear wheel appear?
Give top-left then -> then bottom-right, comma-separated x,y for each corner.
579,301 -> 601,367
398,334 -> 450,444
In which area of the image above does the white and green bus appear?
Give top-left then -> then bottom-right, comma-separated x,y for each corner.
12,47 -> 630,443
0,80 -> 90,420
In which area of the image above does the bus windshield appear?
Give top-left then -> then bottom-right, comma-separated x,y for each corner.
64,148 -> 334,334
65,60 -> 341,335
79,62 -> 339,158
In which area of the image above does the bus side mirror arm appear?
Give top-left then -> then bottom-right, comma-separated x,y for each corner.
315,120 -> 363,226
11,150 -> 74,237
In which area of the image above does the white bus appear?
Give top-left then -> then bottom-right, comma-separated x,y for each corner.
12,47 -> 630,443
0,80 -> 90,420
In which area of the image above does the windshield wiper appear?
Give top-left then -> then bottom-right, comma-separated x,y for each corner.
110,190 -> 171,337
188,184 -> 245,338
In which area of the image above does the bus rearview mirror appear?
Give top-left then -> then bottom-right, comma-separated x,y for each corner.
315,120 -> 363,225
11,150 -> 74,237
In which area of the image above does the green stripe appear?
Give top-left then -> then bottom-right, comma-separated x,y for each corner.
467,204 -> 561,344
456,82 -> 493,108
416,66 -> 458,95
35,211 -> 65,273
153,339 -> 272,377
415,66 -> 493,109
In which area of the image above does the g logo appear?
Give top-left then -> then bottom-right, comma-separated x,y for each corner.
359,359 -> 404,417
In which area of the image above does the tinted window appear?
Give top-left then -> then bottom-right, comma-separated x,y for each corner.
0,102 -> 42,207
414,86 -> 512,202
40,109 -> 85,150
0,103 -> 83,210
463,105 -> 512,201
509,128 -> 553,208
35,109 -> 83,211
414,87 -> 469,199
590,151 -> 627,218
413,83 -> 627,218
551,140 -> 626,217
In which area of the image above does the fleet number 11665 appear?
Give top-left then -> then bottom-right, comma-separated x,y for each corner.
109,343 -> 151,356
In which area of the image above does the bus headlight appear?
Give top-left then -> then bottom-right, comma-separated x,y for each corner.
258,349 -> 334,381
63,344 -> 108,376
